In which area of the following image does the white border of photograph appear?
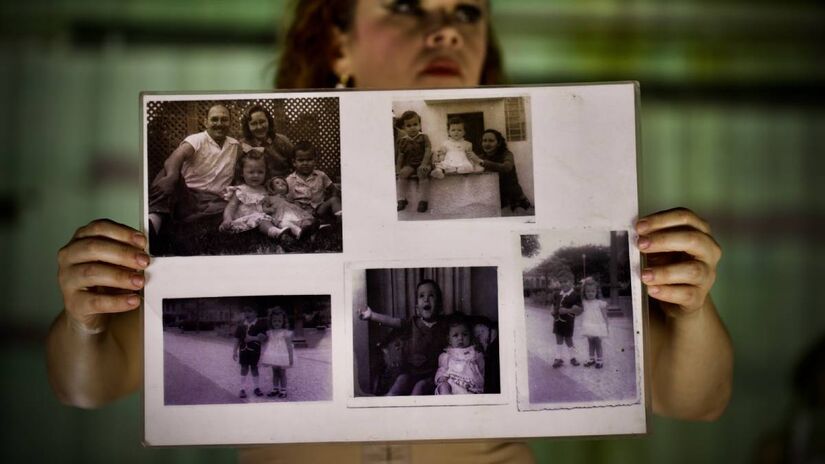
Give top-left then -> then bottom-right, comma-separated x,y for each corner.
344,259 -> 513,409
513,229 -> 645,412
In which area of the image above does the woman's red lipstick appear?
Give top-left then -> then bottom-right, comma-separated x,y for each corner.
421,58 -> 462,77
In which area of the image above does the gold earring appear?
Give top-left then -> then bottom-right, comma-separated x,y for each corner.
335,73 -> 352,89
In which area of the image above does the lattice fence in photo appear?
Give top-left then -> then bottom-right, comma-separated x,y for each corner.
146,98 -> 341,182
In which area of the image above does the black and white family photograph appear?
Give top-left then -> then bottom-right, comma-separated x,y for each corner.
162,295 -> 332,406
392,97 -> 535,220
351,266 -> 501,400
145,98 -> 343,257
519,230 -> 639,409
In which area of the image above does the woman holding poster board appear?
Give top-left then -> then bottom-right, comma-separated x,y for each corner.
48,0 -> 732,462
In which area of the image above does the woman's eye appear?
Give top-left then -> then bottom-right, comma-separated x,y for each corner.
453,4 -> 483,24
384,0 -> 424,16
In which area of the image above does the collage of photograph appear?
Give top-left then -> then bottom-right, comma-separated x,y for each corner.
142,87 -> 644,444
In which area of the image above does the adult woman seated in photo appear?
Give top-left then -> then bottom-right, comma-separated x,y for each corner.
239,104 -> 295,179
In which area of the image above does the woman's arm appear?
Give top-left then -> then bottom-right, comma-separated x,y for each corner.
480,150 -> 514,173
639,208 -> 733,421
47,220 -> 148,408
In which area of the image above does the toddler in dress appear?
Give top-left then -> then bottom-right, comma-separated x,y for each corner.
431,116 -> 484,179
219,151 -> 286,238
579,277 -> 609,369
260,306 -> 294,398
435,316 -> 485,395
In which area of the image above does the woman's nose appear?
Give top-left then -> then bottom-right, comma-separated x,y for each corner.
425,26 -> 463,49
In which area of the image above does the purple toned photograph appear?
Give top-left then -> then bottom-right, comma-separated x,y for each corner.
352,266 -> 501,397
520,230 -> 639,407
163,295 -> 331,405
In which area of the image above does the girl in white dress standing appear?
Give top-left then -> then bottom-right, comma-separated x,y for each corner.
579,277 -> 609,369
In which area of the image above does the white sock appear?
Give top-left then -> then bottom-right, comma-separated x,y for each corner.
568,344 -> 578,360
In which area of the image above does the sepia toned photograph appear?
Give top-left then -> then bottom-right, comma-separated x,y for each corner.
163,295 -> 332,405
518,230 -> 640,409
351,266 -> 502,401
392,96 -> 534,221
145,97 -> 343,257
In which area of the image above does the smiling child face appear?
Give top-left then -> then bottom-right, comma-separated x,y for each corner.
584,285 -> 598,300
416,281 -> 438,321
242,158 -> 267,187
293,149 -> 316,176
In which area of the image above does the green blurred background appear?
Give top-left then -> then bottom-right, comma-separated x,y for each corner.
1,0 -> 823,462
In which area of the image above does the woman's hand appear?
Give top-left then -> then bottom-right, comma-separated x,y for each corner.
639,208 -> 732,421
636,208 -> 721,317
57,219 -> 149,334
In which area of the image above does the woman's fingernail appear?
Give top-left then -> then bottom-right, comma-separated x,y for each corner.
636,220 -> 650,234
648,286 -> 660,295
638,237 -> 651,250
131,274 -> 145,287
127,295 -> 141,306
136,253 -> 150,267
642,270 -> 653,282
133,233 -> 147,248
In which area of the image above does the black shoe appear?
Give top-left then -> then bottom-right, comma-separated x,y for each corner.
397,200 -> 408,211
417,201 -> 428,212
570,358 -> 580,366
267,389 -> 279,398
239,389 -> 247,399
253,388 -> 264,397
595,362 -> 604,369
552,358 -> 563,368
584,359 -> 596,368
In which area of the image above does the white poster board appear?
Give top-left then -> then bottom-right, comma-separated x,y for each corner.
141,83 -> 646,446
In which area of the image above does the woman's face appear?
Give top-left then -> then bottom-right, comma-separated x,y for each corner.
481,131 -> 498,153
338,0 -> 488,89
248,111 -> 270,141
